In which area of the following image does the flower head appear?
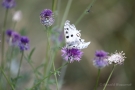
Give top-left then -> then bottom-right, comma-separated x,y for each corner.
40,9 -> 54,27
93,50 -> 108,68
19,36 -> 30,51
108,51 -> 126,65
2,0 -> 16,9
12,10 -> 22,22
61,47 -> 83,63
6,29 -> 13,37
6,29 -> 20,46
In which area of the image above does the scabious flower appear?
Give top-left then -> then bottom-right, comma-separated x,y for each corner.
2,0 -> 16,9
61,47 -> 83,63
108,51 -> 126,65
93,50 -> 109,68
6,29 -> 20,46
40,9 -> 54,27
19,36 -> 30,51
12,10 -> 22,22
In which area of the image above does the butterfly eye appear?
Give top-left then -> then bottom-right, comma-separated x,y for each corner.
76,33 -> 81,37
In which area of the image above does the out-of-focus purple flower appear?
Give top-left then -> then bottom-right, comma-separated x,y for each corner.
6,29 -> 13,37
40,9 -> 54,27
51,28 -> 64,46
2,0 -> 16,9
58,31 -> 64,42
61,47 -> 83,63
19,36 -> 30,51
6,29 -> 20,46
93,50 -> 108,68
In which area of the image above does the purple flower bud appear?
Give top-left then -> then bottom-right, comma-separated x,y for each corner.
19,36 -> 30,51
40,9 -> 53,17
61,47 -> 83,63
95,50 -> 108,57
40,9 -> 54,27
2,0 -> 16,9
93,50 -> 108,68
6,29 -> 13,37
6,30 -> 20,46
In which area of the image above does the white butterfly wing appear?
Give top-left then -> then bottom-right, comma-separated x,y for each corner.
64,20 -> 90,49
76,42 -> 90,49
64,20 -> 81,44
66,40 -> 90,49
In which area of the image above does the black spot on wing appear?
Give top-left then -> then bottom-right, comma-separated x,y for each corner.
66,36 -> 69,38
71,34 -> 73,37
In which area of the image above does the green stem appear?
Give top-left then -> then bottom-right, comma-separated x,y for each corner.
52,0 -> 58,12
43,27 -> 49,75
56,0 -> 61,26
59,0 -> 72,30
0,67 -> 15,90
30,62 -> 68,90
75,0 -> 97,25
1,8 -> 9,69
103,64 -> 116,90
14,51 -> 24,88
58,61 -> 68,89
43,27 -> 51,89
8,47 -> 14,77
94,69 -> 101,90
17,51 -> 24,80
53,62 -> 59,90
44,29 -> 51,74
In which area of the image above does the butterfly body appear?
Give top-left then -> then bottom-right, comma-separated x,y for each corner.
64,20 -> 90,49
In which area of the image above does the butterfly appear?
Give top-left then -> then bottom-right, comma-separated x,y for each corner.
64,20 -> 90,49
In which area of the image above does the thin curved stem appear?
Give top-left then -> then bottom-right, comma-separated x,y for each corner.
103,64 -> 116,90
52,0 -> 58,12
59,0 -> 72,30
17,51 -> 24,78
75,0 -> 97,25
8,47 -> 14,78
0,67 -> 15,90
14,51 -> 24,88
1,8 -> 9,69
94,69 -> 101,90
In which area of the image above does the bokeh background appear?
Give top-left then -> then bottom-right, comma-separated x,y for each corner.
0,0 -> 135,90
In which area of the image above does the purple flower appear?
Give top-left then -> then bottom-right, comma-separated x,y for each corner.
19,36 -> 30,51
93,50 -> 108,68
61,47 -> 83,63
6,29 -> 20,46
40,9 -> 52,17
40,9 -> 54,27
6,29 -> 13,37
2,0 -> 16,9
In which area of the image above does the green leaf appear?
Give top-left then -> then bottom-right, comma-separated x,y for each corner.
28,47 -> 36,60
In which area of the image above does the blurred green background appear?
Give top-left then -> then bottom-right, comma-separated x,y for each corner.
0,0 -> 135,90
